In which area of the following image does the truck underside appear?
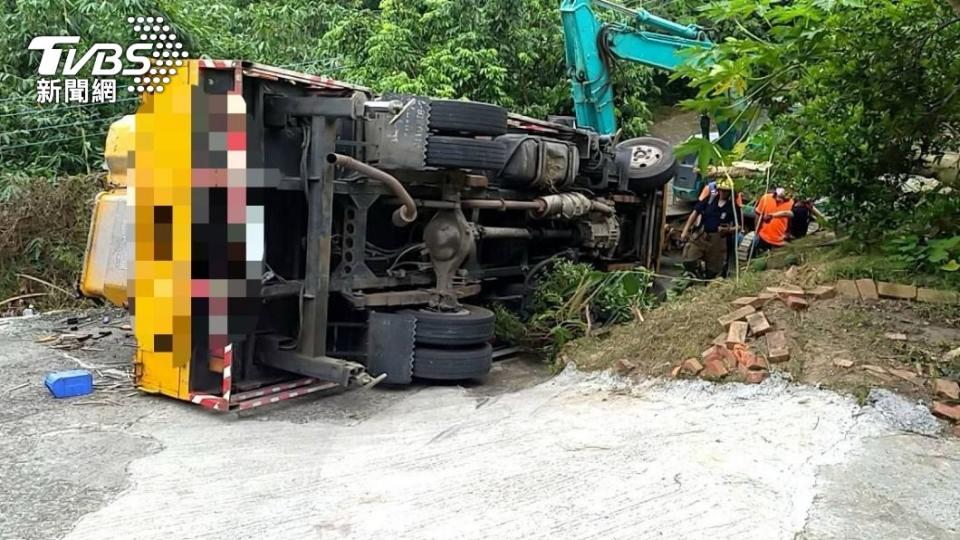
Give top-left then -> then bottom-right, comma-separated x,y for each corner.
80,60 -> 677,411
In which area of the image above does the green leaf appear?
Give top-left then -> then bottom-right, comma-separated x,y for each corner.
941,260 -> 960,273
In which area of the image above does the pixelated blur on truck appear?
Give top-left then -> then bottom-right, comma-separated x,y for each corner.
79,60 -> 677,412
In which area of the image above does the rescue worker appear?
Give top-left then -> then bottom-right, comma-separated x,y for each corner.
680,178 -> 738,278
699,180 -> 745,277
788,198 -> 826,240
753,187 -> 794,254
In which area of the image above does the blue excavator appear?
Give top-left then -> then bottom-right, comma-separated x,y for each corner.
560,0 -> 728,203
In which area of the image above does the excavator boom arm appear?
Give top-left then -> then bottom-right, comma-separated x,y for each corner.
560,0 -> 712,135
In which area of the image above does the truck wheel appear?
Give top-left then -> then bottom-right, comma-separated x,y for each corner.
409,305 -> 495,347
429,99 -> 508,136
425,136 -> 506,171
616,137 -> 678,192
413,343 -> 493,381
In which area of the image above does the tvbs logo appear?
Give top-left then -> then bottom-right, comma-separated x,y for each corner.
29,16 -> 189,103
28,36 -> 151,77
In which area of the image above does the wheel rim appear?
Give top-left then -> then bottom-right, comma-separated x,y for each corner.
629,144 -> 663,169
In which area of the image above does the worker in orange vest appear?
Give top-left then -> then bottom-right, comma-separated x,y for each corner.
753,187 -> 794,253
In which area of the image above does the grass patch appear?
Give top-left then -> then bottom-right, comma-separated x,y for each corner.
0,174 -> 104,310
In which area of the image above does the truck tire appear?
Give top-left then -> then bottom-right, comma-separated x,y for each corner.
413,343 -> 493,381
616,137 -> 678,192
409,305 -> 495,347
425,136 -> 506,171
429,99 -> 508,136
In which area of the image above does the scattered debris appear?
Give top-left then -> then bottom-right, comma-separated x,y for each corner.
746,311 -> 771,336
726,321 -> 749,348
680,358 -> 703,376
832,358 -> 854,368
766,285 -> 805,297
867,388 -> 942,437
806,285 -> 836,300
888,368 -> 919,383
784,295 -> 809,311
884,332 -> 908,341
862,364 -> 889,377
766,331 -> 790,363
931,402 -> 960,422
717,305 -> 756,327
934,379 -> 960,400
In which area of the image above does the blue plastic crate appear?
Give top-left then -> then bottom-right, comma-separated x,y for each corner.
44,369 -> 93,398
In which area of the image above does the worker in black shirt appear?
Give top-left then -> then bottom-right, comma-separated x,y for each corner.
680,178 -> 738,278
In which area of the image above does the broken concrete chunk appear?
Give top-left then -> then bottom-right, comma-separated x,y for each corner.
807,285 -> 836,300
717,305 -> 756,327
855,278 -> 879,301
726,321 -> 749,348
766,330 -> 790,363
746,312 -> 771,336
680,358 -> 704,376
917,288 -> 960,305
931,401 -> 960,422
701,357 -> 730,381
934,378 -> 960,400
784,296 -> 809,311
877,281 -> 917,300
836,279 -> 860,299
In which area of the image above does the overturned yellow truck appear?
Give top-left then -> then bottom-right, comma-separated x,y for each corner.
80,60 -> 676,411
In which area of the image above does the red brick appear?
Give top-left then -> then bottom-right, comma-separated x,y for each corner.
931,401 -> 960,422
746,312 -> 771,336
717,346 -> 738,370
680,358 -> 704,376
744,369 -> 768,384
807,285 -> 836,300
701,357 -> 730,381
726,321 -> 749,348
836,280 -> 860,299
784,296 -> 809,311
767,285 -> 805,297
757,292 -> 777,304
740,350 -> 769,371
934,379 -> 960,400
855,279 -> 879,301
615,358 -> 637,374
670,365 -> 682,378
732,296 -> 758,307
712,333 -> 728,347
717,305 -> 756,327
877,282 -> 917,300
766,330 -> 790,363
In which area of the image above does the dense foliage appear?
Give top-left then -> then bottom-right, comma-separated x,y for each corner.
0,0 -> 669,179
675,0 -> 960,264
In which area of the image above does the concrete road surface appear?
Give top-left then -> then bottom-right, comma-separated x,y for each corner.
1,313 -> 958,540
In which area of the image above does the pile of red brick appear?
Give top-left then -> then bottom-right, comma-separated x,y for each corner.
932,378 -> 960,433
671,284 -> 836,384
